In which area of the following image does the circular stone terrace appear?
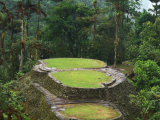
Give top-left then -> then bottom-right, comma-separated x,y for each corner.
42,58 -> 107,70
31,58 -> 126,120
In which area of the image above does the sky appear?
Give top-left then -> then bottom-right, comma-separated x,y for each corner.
138,0 -> 154,14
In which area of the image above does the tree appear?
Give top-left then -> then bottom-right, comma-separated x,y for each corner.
105,0 -> 141,68
0,2 -> 17,81
11,0 -> 42,72
7,18 -> 21,80
134,60 -> 160,90
32,1 -> 47,60
128,9 -> 155,47
130,11 -> 142,34
92,0 -> 98,44
129,86 -> 160,120
139,17 -> 160,47
148,0 -> 160,18
40,0 -> 95,58
0,2 -> 12,70
0,80 -> 30,120
105,0 -> 120,68
11,1 -> 27,73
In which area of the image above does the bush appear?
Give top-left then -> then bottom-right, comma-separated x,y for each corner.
126,44 -> 139,60
129,86 -> 160,120
0,80 -> 30,120
136,42 -> 160,65
15,72 -> 24,80
134,60 -> 160,90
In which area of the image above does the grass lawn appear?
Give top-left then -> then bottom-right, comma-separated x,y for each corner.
115,64 -> 134,70
59,103 -> 120,120
42,58 -> 106,70
52,70 -> 112,88
125,61 -> 135,65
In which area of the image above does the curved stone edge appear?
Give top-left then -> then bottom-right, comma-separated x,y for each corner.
101,68 -> 126,88
47,71 -> 106,100
31,61 -> 127,100
102,78 -> 116,87
39,58 -> 108,70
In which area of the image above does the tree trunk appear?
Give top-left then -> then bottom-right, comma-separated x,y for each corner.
2,28 -> 5,70
0,27 -> 5,70
114,21 -> 118,68
143,113 -> 147,120
0,110 -> 4,120
121,17 -> 124,33
36,14 -> 39,60
26,17 -> 28,37
19,14 -> 24,73
93,23 -> 96,42
93,1 -> 97,46
156,2 -> 157,18
11,28 -> 14,80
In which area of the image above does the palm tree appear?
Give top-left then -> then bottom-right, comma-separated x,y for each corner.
149,0 -> 160,18
28,1 -> 47,60
7,15 -> 21,80
11,0 -> 35,73
0,2 -> 12,69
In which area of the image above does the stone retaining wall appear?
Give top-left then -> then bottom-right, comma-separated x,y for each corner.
29,59 -> 141,120
100,68 -> 141,119
31,69 -> 115,100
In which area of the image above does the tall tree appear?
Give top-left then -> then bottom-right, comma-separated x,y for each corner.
92,0 -> 98,45
7,13 -> 21,79
105,0 -> 141,68
28,0 -> 47,60
148,0 -> 160,18
40,0 -> 95,58
0,2 -> 12,70
105,0 -> 121,68
11,0 -> 40,72
11,1 -> 30,73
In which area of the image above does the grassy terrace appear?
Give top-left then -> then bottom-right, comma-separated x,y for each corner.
125,61 -> 135,65
113,64 -> 134,76
42,58 -> 106,70
59,103 -> 120,120
52,70 -> 112,88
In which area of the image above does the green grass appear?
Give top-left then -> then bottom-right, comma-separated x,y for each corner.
121,71 -> 130,75
115,64 -> 134,70
125,61 -> 135,65
127,78 -> 136,87
42,58 -> 106,70
59,103 -> 120,120
52,70 -> 112,88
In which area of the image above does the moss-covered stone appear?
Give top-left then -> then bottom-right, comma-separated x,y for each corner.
17,72 -> 59,120
108,80 -> 141,120
16,59 -> 141,120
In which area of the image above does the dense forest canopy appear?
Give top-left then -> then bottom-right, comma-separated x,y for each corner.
0,0 -> 160,120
